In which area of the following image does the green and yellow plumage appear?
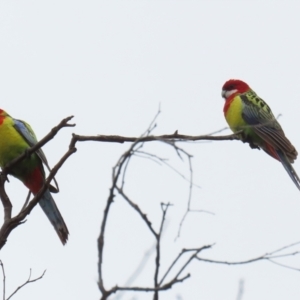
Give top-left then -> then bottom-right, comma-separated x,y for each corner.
0,112 -> 28,164
0,112 -> 39,180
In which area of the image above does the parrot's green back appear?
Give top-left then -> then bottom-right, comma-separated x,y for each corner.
225,90 -> 274,148
225,89 -> 297,163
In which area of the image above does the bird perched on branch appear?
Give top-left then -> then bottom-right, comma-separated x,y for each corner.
0,109 -> 69,244
222,79 -> 300,190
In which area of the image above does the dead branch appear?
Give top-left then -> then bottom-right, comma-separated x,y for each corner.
0,260 -> 45,300
70,131 -> 240,148
236,279 -> 244,300
0,261 -> 5,300
91,110 -> 300,299
116,188 -> 156,237
103,273 -> 190,296
96,111 -> 219,300
196,241 -> 300,269
159,245 -> 213,286
97,112 -> 162,298
153,203 -> 171,300
6,269 -> 46,300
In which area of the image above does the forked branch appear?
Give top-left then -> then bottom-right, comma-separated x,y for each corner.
0,260 -> 46,300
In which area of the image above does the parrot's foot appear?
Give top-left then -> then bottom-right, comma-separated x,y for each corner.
247,141 -> 260,150
239,133 -> 260,150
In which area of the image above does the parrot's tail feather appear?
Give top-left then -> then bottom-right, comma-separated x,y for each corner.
38,190 -> 69,245
276,149 -> 300,191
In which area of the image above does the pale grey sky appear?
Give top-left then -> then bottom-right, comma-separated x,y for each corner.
0,1 -> 300,299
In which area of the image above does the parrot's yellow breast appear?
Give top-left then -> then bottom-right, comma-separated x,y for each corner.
224,95 -> 247,133
0,116 -> 28,167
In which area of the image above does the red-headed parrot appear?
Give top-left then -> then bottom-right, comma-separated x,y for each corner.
222,79 -> 300,190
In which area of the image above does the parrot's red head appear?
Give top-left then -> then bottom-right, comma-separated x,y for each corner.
221,79 -> 250,99
0,109 -> 8,125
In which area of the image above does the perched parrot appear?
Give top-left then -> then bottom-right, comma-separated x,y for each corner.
222,79 -> 300,190
0,109 -> 69,244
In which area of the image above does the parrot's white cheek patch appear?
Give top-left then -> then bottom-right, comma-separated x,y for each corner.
222,89 -> 238,99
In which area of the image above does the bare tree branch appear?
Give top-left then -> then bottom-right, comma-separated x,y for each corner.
268,259 -> 300,271
236,279 -> 244,300
105,273 -> 190,296
0,260 -> 45,300
159,245 -> 213,286
97,112 -> 164,299
116,188 -> 157,237
153,203 -> 171,300
94,111 -> 300,299
70,131 -> 240,147
196,241 -> 300,268
96,111 -> 197,299
0,108 -> 296,300
6,269 -> 46,300
0,261 -> 5,300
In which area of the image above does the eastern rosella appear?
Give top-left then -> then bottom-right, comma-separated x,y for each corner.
0,109 -> 69,244
222,79 -> 300,190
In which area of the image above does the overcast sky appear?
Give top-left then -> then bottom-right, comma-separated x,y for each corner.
1,1 -> 300,299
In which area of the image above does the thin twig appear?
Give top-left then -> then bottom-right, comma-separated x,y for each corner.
0,261 -> 5,300
153,203 -> 171,300
196,242 -> 300,267
135,150 -> 201,189
176,150 -> 194,239
6,269 -> 46,300
116,187 -> 157,237
159,245 -> 212,285
236,279 -> 244,300
267,241 -> 300,255
101,274 -> 190,300
268,259 -> 300,271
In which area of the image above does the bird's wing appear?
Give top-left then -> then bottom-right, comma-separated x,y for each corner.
13,119 -> 59,192
240,91 -> 297,160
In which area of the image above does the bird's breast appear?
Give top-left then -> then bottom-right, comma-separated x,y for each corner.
224,95 -> 247,132
0,118 -> 29,167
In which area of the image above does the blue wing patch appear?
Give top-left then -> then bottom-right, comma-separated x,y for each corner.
13,118 -> 49,165
13,118 -> 59,193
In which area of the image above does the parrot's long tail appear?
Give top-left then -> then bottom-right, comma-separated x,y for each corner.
276,149 -> 300,191
39,189 -> 69,245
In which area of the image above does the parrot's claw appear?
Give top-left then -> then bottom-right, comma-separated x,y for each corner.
239,133 -> 260,150
248,142 -> 260,150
